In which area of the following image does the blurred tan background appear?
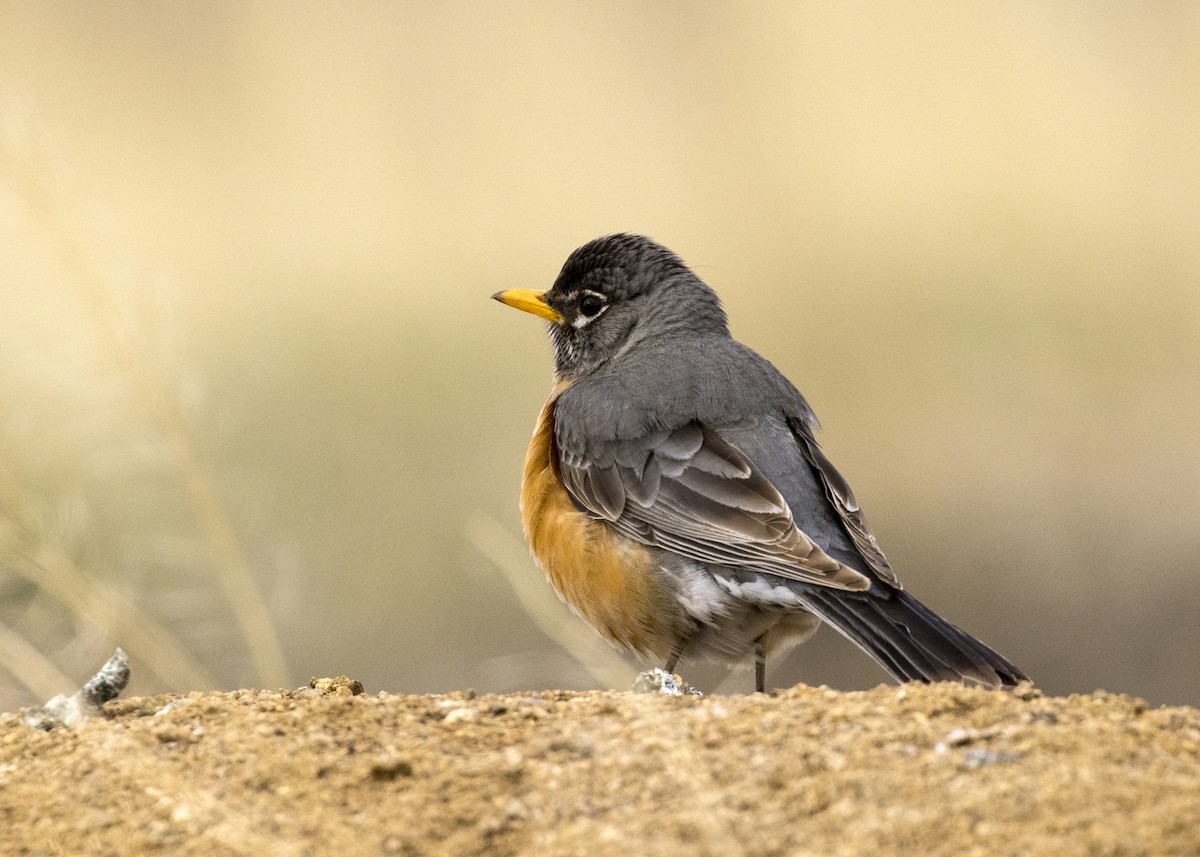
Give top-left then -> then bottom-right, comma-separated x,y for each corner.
1,2 -> 1197,709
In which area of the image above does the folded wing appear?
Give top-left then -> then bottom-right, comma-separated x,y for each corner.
558,421 -> 871,591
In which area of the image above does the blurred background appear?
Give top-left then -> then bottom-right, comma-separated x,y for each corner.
1,3 -> 1197,710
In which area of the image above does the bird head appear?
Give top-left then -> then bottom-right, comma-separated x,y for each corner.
493,233 -> 728,379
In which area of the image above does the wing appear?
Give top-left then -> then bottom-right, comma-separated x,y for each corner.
557,421 -> 871,591
788,417 -> 901,588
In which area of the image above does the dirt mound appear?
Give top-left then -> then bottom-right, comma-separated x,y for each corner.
3,678 -> 1197,856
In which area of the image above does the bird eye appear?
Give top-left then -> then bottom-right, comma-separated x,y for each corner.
578,294 -> 605,317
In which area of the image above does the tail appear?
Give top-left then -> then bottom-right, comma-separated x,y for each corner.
801,587 -> 1029,687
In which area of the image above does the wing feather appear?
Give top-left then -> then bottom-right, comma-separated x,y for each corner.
559,421 -> 870,591
789,419 -> 901,588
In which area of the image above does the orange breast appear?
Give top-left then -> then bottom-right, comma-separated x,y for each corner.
520,383 -> 678,659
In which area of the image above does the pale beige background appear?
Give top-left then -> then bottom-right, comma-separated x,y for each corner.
1,3 -> 1197,708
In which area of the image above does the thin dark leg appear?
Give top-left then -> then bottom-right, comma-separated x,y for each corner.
664,637 -> 690,675
754,641 -> 766,693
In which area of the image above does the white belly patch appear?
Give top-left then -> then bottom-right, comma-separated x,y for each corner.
713,573 -> 808,608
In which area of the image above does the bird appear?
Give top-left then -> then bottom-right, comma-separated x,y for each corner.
492,234 -> 1028,693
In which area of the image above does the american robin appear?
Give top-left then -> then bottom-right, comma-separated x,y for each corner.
493,234 -> 1027,692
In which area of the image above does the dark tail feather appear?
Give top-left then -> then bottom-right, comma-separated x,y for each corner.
801,588 -> 1029,687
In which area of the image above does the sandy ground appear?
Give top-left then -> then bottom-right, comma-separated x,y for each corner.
2,676 -> 1198,857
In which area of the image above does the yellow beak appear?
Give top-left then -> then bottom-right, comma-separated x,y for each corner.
491,289 -> 563,324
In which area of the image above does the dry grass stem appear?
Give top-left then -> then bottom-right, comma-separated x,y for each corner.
1,119 -> 289,688
5,544 -> 217,691
0,446 -> 217,692
0,621 -> 74,701
465,513 -> 633,690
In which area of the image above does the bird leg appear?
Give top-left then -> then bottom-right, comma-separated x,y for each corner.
754,640 -> 766,694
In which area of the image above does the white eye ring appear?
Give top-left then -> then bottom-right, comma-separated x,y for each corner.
572,291 -> 608,328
